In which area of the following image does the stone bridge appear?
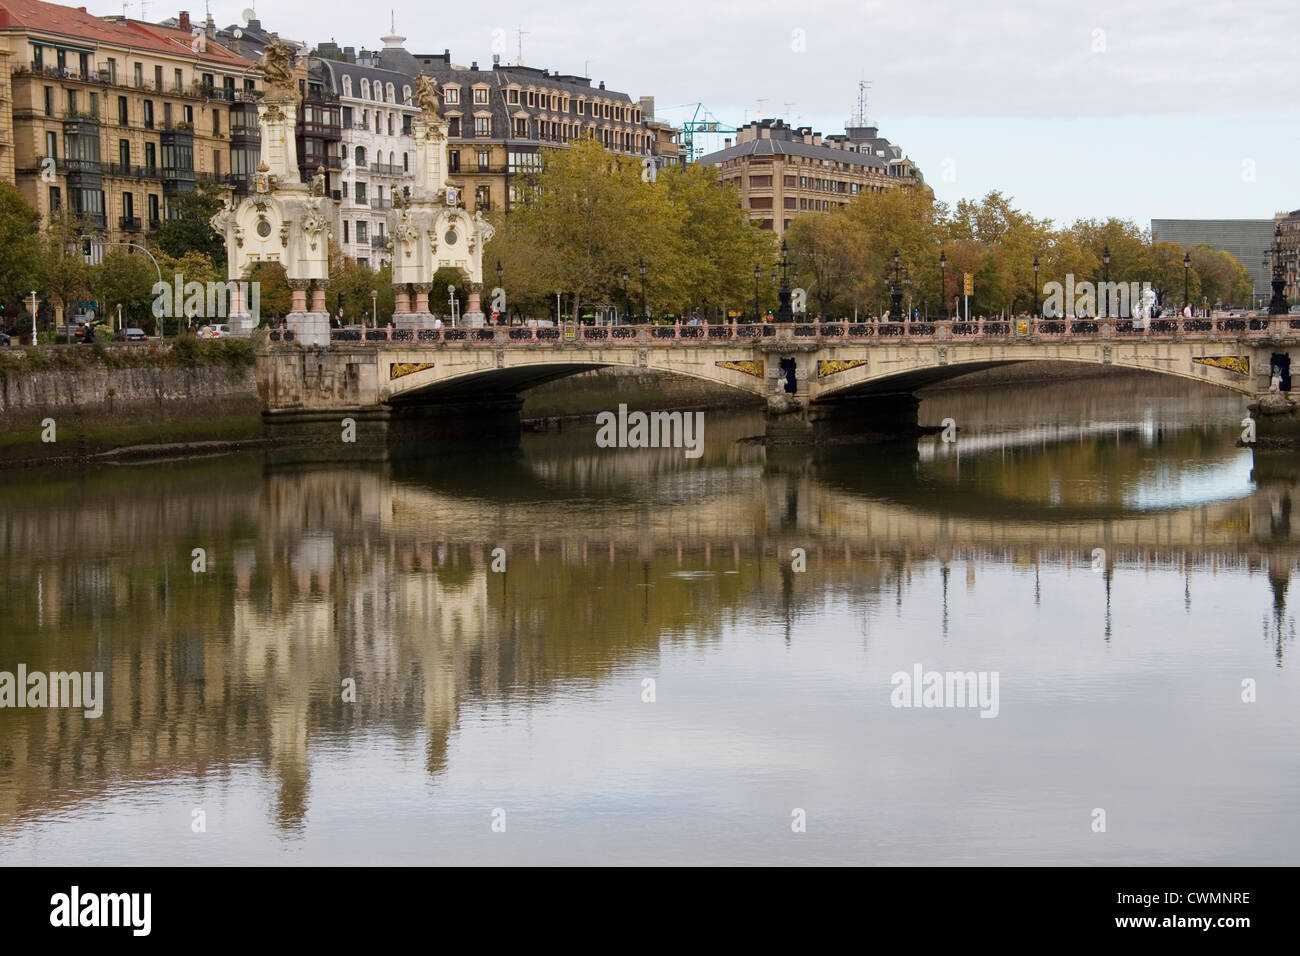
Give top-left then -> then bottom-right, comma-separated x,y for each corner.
255,316 -> 1300,440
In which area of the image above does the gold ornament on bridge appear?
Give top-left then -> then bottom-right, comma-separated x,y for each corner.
390,362 -> 436,380
715,360 -> 764,378
1193,356 -> 1250,376
817,359 -> 869,378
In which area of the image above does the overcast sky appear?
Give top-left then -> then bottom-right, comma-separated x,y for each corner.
105,0 -> 1300,227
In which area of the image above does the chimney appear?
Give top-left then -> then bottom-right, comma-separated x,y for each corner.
492,54 -> 500,66
639,96 -> 654,120
178,10 -> 190,31
724,137 -> 732,148
598,81 -> 605,90
205,13 -> 214,37
470,61 -> 478,70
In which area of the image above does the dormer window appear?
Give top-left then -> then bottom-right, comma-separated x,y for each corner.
473,87 -> 488,105
444,87 -> 460,104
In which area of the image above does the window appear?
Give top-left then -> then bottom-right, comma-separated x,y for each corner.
474,115 -> 491,137
342,106 -> 353,127
49,186 -> 61,211
402,85 -> 411,103
45,131 -> 57,159
508,151 -> 542,173
355,181 -> 367,204
358,258 -> 369,269
448,117 -> 461,137
212,109 -> 220,134
66,89 -> 77,114
148,194 -> 159,224
473,87 -> 488,104
355,146 -> 366,166
123,192 -> 134,219
118,96 -> 128,125
342,76 -> 352,97
515,117 -> 528,138
402,114 -> 412,135
143,101 -> 154,129
342,220 -> 349,243
402,152 -> 408,171
749,175 -> 772,188
163,102 -> 171,127
477,150 -> 489,171
448,150 -> 460,173
119,139 -> 129,167
356,220 -> 367,242
749,197 -> 773,210
474,185 -> 491,211
145,142 -> 157,172
174,68 -> 183,91
213,150 -> 221,177
361,79 -> 370,99
386,83 -> 395,101
444,87 -> 459,104
387,115 -> 393,136
43,86 -> 53,116
784,175 -> 796,187
89,92 -> 98,116
134,63 -> 143,88
507,89 -> 518,105
154,65 -> 163,89
184,105 -> 193,125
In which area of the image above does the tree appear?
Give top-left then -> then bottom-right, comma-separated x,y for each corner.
785,210 -> 861,316
91,248 -> 158,332
0,182 -> 40,315
152,185 -> 227,269
35,212 -> 91,328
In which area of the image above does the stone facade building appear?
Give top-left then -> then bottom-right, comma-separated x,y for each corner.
0,0 -> 261,240
698,118 -> 925,236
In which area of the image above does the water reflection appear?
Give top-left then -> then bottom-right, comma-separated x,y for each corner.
1,376 -> 1298,864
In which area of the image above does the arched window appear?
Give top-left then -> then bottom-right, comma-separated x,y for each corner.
386,83 -> 395,102
360,78 -> 370,99
355,146 -> 366,166
402,85 -> 411,104
342,76 -> 352,97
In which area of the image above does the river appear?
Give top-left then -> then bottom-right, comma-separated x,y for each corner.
1,374 -> 1297,865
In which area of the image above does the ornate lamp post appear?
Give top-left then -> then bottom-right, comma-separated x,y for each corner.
638,257 -> 647,322
1268,225 -> 1290,315
1102,246 -> 1111,317
495,260 -> 504,324
939,250 -> 948,320
620,267 -> 630,323
889,248 -> 903,321
753,265 -> 761,323
1032,255 -> 1040,318
1183,252 -> 1191,312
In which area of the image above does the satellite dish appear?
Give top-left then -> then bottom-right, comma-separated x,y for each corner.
241,8 -> 255,22
233,27 -> 244,38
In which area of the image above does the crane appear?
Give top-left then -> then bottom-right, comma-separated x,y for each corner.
667,103 -> 740,164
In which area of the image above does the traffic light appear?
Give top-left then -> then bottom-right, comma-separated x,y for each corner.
963,273 -> 973,296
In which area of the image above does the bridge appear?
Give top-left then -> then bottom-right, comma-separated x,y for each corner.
255,316 -> 1300,440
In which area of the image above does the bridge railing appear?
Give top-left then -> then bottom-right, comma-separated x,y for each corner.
262,316 -> 1300,346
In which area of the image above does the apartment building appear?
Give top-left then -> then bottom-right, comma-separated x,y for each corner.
699,118 -> 925,236
0,1 -> 260,239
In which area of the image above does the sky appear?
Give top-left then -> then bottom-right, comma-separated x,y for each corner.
100,0 -> 1300,228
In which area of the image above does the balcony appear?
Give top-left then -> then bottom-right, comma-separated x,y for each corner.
148,218 -> 161,233
370,235 -> 389,250
107,163 -> 161,180
371,197 -> 390,210
119,216 -> 141,232
369,162 -> 403,176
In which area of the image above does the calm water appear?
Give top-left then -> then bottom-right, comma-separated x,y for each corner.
2,376 -> 1298,865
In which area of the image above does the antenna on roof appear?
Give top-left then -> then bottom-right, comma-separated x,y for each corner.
515,25 -> 528,66
851,78 -> 872,127
138,0 -> 148,20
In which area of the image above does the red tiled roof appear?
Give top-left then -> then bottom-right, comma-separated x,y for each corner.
0,0 -> 254,68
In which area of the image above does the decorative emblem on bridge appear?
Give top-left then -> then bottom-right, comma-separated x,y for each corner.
1194,355 -> 1250,376
816,359 -> 869,378
390,362 -> 436,380
716,359 -> 764,378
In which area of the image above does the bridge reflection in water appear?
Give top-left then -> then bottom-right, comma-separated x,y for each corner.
1,384 -> 1297,864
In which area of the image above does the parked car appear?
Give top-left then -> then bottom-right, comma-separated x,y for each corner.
211,324 -> 231,338
0,331 -> 10,346
124,327 -> 147,342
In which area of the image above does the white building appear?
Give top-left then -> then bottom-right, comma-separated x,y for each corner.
317,47 -> 418,268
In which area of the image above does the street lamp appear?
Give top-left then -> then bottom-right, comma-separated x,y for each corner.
775,239 -> 794,323
1268,225 -> 1290,315
29,290 -> 37,344
1032,255 -> 1040,319
1102,246 -> 1111,317
371,289 -> 378,326
889,249 -> 903,321
638,257 -> 647,322
753,264 -> 761,323
620,267 -> 629,323
1183,252 -> 1191,311
938,250 -> 948,320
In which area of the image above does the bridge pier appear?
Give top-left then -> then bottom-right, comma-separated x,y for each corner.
765,392 -> 921,443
